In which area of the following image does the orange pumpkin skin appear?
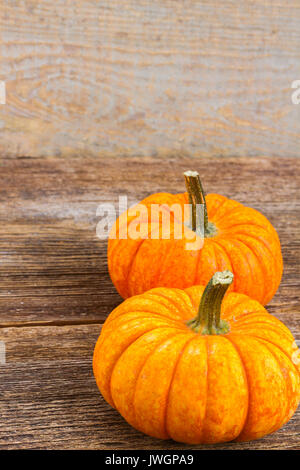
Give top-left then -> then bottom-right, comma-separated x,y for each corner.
108,192 -> 283,305
93,285 -> 299,444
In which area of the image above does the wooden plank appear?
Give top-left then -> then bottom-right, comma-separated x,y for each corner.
0,155 -> 299,449
0,323 -> 299,450
1,1 -> 300,158
0,156 -> 299,325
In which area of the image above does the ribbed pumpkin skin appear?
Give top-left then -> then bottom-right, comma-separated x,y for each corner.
93,286 -> 299,444
108,192 -> 283,305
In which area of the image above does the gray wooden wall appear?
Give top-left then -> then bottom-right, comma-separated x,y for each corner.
0,0 -> 299,158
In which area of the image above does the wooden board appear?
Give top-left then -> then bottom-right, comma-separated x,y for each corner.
0,322 -> 299,450
1,0 -> 300,159
0,155 -> 299,449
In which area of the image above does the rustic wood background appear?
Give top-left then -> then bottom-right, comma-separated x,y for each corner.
1,0 -> 300,158
0,155 -> 299,449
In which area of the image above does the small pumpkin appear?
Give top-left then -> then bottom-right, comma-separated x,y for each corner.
108,171 -> 283,305
93,271 -> 299,444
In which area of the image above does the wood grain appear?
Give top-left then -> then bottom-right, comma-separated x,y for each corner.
0,155 -> 299,449
1,1 -> 300,158
0,155 -> 299,325
0,323 -> 299,450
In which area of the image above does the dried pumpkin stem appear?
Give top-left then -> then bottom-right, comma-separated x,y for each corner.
187,270 -> 233,335
184,171 -> 217,237
184,170 -> 208,233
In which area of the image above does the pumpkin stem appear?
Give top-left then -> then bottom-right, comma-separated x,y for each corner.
184,171 -> 217,238
187,270 -> 233,335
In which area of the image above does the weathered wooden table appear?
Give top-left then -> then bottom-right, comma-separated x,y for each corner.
0,155 -> 299,449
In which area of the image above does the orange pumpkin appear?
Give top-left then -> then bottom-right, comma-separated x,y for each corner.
108,171 -> 283,305
93,271 -> 299,444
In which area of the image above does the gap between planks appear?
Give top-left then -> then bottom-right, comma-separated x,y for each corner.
0,319 -> 103,329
